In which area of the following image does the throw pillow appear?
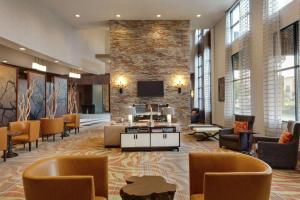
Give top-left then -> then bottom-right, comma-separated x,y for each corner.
278,131 -> 293,144
234,121 -> 249,134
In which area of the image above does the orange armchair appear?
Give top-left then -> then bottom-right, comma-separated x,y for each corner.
40,118 -> 64,142
23,156 -> 108,200
189,152 -> 272,200
63,114 -> 80,134
0,127 -> 7,162
10,121 -> 40,151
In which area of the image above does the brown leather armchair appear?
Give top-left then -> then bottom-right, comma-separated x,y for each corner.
0,127 -> 7,162
40,118 -> 64,142
10,121 -> 40,151
219,115 -> 255,152
63,114 -> 80,134
23,156 -> 108,200
189,152 -> 272,200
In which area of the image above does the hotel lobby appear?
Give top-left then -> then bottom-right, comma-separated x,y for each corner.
0,0 -> 299,200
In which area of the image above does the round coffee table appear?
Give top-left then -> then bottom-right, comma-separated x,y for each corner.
120,176 -> 176,200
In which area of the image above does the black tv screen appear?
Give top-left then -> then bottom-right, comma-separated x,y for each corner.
137,81 -> 164,97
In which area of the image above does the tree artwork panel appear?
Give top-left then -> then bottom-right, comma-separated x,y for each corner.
0,65 -> 17,126
54,77 -> 68,117
28,72 -> 46,120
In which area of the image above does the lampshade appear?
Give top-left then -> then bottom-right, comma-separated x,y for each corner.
125,106 -> 136,115
162,107 -> 175,115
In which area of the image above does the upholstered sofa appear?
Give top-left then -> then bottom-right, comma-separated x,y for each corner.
10,120 -> 40,151
189,152 -> 272,200
0,127 -> 7,162
23,156 -> 108,200
104,125 -> 125,147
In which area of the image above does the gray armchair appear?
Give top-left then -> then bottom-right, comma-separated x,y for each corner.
256,122 -> 299,169
219,115 -> 255,152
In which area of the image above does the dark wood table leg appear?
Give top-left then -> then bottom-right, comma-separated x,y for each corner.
4,135 -> 18,158
62,127 -> 70,137
196,132 -> 209,141
196,132 -> 219,141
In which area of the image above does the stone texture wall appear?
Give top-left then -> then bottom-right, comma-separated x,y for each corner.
110,20 -> 190,125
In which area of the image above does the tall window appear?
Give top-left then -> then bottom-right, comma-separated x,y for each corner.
230,4 -> 240,42
278,0 -> 293,10
231,53 -> 251,114
279,22 -> 299,121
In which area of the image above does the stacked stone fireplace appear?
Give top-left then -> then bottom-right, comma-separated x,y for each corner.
110,20 -> 191,125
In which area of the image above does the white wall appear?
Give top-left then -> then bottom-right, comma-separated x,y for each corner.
77,27 -> 109,74
212,17 -> 226,127
212,0 -> 299,133
0,0 -> 107,74
0,45 -> 72,75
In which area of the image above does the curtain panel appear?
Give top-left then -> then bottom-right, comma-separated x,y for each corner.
263,0 -> 283,136
224,12 -> 234,126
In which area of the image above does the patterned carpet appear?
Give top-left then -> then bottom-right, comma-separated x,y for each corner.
0,124 -> 299,200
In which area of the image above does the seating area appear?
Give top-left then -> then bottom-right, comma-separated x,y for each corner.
0,0 -> 300,200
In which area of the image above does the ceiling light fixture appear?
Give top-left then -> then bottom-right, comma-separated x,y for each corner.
54,60 -> 59,63
69,72 -> 81,79
19,47 -> 26,51
2,60 -> 8,63
32,62 -> 47,72
156,14 -> 161,18
75,14 -> 80,18
116,14 -> 121,18
196,14 -> 201,18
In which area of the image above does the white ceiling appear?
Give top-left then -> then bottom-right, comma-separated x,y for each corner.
39,0 -> 235,29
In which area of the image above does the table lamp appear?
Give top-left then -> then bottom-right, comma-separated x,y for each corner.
125,106 -> 136,126
162,107 -> 175,126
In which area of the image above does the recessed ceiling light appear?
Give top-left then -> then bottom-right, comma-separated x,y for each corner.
196,14 -> 201,18
19,47 -> 26,51
156,14 -> 161,18
54,60 -> 59,63
116,14 -> 121,18
75,14 -> 80,18
2,60 -> 7,63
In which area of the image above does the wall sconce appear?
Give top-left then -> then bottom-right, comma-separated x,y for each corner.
190,90 -> 194,98
116,77 -> 126,94
175,79 -> 184,94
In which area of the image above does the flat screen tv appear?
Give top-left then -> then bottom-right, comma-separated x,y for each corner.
137,81 -> 164,97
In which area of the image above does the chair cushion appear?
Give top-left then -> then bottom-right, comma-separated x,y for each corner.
191,194 -> 204,200
220,134 -> 239,141
95,196 -> 107,200
66,123 -> 76,127
278,131 -> 293,144
12,134 -> 29,142
234,121 -> 248,134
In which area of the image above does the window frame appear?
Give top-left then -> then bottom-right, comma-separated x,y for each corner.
230,3 -> 240,42
279,22 -> 299,122
231,52 -> 251,115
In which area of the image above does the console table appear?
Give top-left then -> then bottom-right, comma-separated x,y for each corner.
121,126 -> 180,151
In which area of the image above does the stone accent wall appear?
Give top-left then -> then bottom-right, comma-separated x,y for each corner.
110,20 -> 190,125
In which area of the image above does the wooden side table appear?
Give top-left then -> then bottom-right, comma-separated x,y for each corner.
63,120 -> 72,137
5,131 -> 22,158
120,176 -> 176,200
